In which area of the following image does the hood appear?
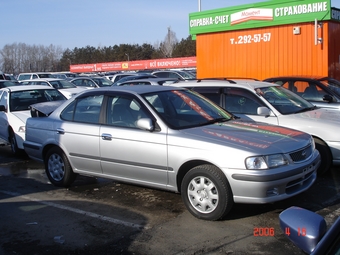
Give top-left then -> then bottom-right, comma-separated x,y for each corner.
179,120 -> 310,154
11,110 -> 31,123
278,107 -> 340,140
298,107 -> 340,122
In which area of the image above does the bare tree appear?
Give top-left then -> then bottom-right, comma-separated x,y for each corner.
158,27 -> 178,58
0,43 -> 64,74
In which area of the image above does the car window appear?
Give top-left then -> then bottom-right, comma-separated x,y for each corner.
18,74 -> 31,80
106,96 -> 149,128
0,91 -> 8,108
61,95 -> 104,123
38,73 -> 53,78
192,87 -> 221,105
143,90 -> 231,129
291,81 -> 327,101
320,79 -> 340,97
51,80 -> 76,89
168,73 -> 180,79
258,86 -> 313,114
223,88 -> 264,115
10,89 -> 65,112
154,72 -> 168,78
93,78 -> 113,87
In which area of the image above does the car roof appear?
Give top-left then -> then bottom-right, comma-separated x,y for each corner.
264,75 -> 329,81
119,77 -> 178,84
171,79 -> 278,89
0,85 -> 57,92
78,83 -> 186,96
18,72 -> 52,75
28,78 -> 65,82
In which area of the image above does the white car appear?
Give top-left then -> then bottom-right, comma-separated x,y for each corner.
170,79 -> 340,175
0,85 -> 66,154
17,72 -> 53,81
21,78 -> 87,99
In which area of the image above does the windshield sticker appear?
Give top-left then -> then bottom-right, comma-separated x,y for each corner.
227,121 -> 304,138
172,91 -> 213,120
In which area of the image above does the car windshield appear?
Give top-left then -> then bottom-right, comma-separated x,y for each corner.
38,73 -> 53,78
0,81 -> 18,87
320,78 -> 340,97
177,71 -> 196,79
257,86 -> 315,114
92,78 -> 113,87
114,75 -> 154,86
50,80 -> 77,89
142,89 -> 232,129
10,89 -> 66,112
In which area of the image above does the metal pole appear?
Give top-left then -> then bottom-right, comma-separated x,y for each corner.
198,0 -> 201,11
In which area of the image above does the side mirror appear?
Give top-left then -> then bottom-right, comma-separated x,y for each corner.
257,106 -> 271,117
136,118 -> 154,131
323,94 -> 334,103
279,206 -> 327,254
0,105 -> 6,112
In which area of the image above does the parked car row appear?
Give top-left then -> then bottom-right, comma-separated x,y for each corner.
20,78 -> 87,99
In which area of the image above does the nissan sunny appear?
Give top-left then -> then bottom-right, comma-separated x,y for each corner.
23,86 -> 320,220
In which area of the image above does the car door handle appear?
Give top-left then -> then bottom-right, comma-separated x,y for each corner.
101,133 -> 112,140
56,128 -> 65,134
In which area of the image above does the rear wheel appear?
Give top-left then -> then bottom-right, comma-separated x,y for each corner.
181,164 -> 233,221
44,147 -> 76,187
314,138 -> 332,176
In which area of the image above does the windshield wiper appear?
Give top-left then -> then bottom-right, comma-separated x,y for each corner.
294,105 -> 317,114
199,118 -> 230,126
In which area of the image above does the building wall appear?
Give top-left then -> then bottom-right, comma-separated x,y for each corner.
196,22 -> 332,80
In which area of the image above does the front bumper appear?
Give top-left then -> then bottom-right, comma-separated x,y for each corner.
226,149 -> 320,204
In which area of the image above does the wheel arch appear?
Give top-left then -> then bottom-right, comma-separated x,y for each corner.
312,135 -> 333,175
312,135 -> 332,158
176,160 -> 220,193
7,126 -> 14,141
42,144 -> 61,163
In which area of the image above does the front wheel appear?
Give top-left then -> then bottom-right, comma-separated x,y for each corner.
181,164 -> 233,221
44,147 -> 76,187
9,131 -> 19,155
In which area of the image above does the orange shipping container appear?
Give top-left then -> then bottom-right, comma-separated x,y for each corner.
190,0 -> 340,80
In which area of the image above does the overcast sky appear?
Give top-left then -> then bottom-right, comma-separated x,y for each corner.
3,0 -> 340,50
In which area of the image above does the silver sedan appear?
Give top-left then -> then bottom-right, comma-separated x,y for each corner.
24,86 -> 320,220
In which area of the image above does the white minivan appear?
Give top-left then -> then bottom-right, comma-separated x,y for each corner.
17,72 -> 53,81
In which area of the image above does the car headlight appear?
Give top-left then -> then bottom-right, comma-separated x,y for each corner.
246,154 -> 288,169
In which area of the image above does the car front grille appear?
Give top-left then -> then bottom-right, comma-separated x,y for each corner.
286,170 -> 315,194
289,145 -> 312,162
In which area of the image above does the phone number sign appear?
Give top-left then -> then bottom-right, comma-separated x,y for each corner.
230,33 -> 271,44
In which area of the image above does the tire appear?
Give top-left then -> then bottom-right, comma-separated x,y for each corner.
181,164 -> 233,221
314,138 -> 332,176
44,147 -> 76,187
9,130 -> 20,156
